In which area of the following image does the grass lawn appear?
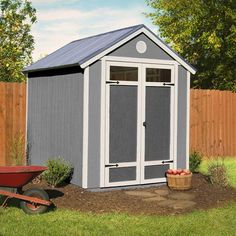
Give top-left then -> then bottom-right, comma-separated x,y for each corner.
0,157 -> 235,236
0,203 -> 236,236
199,157 -> 236,187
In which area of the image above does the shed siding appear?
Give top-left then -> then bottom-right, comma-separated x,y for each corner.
27,72 -> 84,186
87,61 -> 101,188
177,66 -> 188,168
109,33 -> 173,61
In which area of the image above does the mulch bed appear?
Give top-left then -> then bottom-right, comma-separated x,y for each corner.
24,173 -> 236,216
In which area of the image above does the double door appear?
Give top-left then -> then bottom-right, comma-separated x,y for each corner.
104,61 -> 176,187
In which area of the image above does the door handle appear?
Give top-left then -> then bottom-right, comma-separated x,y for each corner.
143,121 -> 147,128
106,81 -> 119,84
162,160 -> 173,164
163,83 -> 174,86
105,164 -> 119,167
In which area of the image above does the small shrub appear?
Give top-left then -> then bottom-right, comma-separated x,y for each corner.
42,157 -> 72,187
207,159 -> 229,187
189,151 -> 202,173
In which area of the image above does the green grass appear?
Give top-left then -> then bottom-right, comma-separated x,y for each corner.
0,203 -> 236,236
0,157 -> 235,235
199,157 -> 236,187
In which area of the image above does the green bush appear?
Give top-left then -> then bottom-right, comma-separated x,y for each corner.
42,157 -> 72,187
207,159 -> 229,187
189,151 -> 202,172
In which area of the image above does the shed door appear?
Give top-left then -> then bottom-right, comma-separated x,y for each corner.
104,62 -> 175,187
104,63 -> 141,187
141,66 -> 174,184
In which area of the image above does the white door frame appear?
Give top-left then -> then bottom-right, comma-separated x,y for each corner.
104,61 -> 142,187
100,56 -> 178,188
140,63 -> 176,184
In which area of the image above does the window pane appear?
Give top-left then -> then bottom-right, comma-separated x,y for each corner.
109,167 -> 136,182
146,68 -> 171,82
110,66 -> 138,81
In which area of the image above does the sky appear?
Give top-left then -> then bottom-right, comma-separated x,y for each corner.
30,0 -> 155,61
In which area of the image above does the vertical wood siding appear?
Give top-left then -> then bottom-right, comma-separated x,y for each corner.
0,83 -> 236,167
190,89 -> 236,157
0,82 -> 26,165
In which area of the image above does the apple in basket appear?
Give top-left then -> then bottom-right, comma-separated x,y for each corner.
166,169 -> 192,175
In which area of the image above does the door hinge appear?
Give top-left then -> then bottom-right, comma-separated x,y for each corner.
163,83 -> 174,86
162,160 -> 174,164
105,164 -> 119,167
106,81 -> 119,84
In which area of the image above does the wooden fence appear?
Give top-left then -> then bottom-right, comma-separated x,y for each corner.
0,84 -> 236,166
0,82 -> 26,165
190,89 -> 236,157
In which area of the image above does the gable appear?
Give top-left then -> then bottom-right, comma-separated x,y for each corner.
23,24 -> 196,74
109,33 -> 173,61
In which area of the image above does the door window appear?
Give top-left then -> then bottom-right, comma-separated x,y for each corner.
110,66 -> 138,81
146,68 -> 171,82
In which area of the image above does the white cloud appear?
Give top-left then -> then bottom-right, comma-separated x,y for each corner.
32,6 -> 153,61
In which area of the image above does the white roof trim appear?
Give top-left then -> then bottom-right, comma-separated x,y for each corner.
80,27 -> 196,74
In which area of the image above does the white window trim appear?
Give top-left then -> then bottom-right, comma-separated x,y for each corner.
104,56 -> 179,66
82,67 -> 89,188
80,27 -> 196,75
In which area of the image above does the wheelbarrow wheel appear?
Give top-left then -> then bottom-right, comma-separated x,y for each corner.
20,188 -> 49,214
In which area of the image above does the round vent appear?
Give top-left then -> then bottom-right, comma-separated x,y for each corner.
136,41 -> 147,54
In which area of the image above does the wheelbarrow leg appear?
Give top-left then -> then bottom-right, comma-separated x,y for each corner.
1,196 -> 10,208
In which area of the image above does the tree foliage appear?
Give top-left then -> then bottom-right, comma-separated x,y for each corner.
146,0 -> 236,91
0,0 -> 36,82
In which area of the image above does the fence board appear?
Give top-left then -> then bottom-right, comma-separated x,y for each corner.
190,89 -> 236,157
0,82 -> 26,166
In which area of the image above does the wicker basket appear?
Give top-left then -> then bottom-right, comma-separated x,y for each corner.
167,173 -> 192,190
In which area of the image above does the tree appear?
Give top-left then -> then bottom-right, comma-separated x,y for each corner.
146,0 -> 236,91
0,0 -> 36,82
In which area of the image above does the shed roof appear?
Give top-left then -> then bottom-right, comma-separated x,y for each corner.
24,24 -> 196,74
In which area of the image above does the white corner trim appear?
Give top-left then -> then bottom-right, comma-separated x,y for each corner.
100,59 -> 106,187
173,64 -> 179,169
82,67 -> 89,188
186,71 -> 191,169
25,78 -> 29,165
80,27 -> 196,75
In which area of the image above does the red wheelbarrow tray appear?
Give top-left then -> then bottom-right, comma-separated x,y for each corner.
0,166 -> 47,188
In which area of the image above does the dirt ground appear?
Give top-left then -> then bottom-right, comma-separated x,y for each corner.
24,173 -> 236,216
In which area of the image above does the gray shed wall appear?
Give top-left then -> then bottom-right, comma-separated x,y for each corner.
110,33 -> 173,61
27,72 -> 84,186
177,66 -> 188,168
87,61 -> 101,188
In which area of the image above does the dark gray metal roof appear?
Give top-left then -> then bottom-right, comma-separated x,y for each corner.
24,24 -> 196,73
24,24 -> 144,72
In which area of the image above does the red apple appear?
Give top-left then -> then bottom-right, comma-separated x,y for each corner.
172,170 -> 178,175
177,169 -> 183,174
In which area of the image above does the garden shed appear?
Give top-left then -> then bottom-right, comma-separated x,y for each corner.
24,24 -> 196,189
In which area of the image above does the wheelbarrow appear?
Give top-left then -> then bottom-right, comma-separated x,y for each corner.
0,166 -> 52,214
